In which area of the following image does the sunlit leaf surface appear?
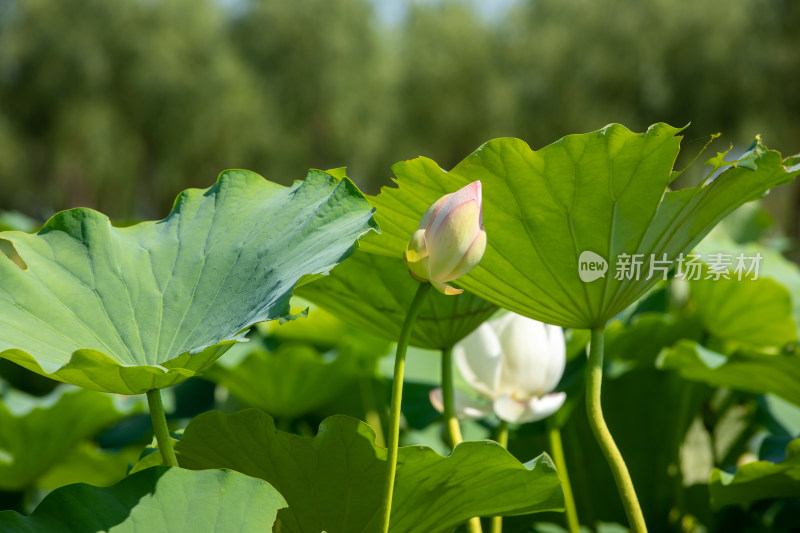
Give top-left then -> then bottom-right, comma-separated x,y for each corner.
0,466 -> 286,532
361,124 -> 798,328
709,438 -> 800,509
657,341 -> 800,406
0,170 -> 377,393
297,249 -> 498,349
690,272 -> 797,348
169,409 -> 563,533
0,386 -> 143,490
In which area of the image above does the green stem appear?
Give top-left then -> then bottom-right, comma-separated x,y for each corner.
467,517 -> 484,533
380,282 -> 432,533
495,420 -> 508,447
146,389 -> 178,467
490,420 -> 509,533
441,346 -> 464,447
547,420 -> 580,533
586,327 -> 647,532
441,347 -> 483,533
359,375 -> 386,447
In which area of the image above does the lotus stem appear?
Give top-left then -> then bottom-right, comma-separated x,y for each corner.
441,346 -> 464,447
467,517 -> 484,532
441,346 -> 483,533
146,389 -> 178,467
359,375 -> 386,447
586,327 -> 647,532
380,282 -> 432,533
495,419 -> 509,447
490,420 -> 509,533
547,420 -> 580,533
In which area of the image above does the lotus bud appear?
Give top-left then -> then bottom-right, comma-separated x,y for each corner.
403,181 -> 486,295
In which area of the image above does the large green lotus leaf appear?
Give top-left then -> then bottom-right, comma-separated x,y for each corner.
657,340 -> 800,406
206,301 -> 390,418
0,385 -> 143,490
205,342 -> 383,419
0,211 -> 37,233
604,312 -> 704,367
255,298 -> 392,360
762,394 -> 800,438
296,249 -> 498,349
35,441 -> 141,490
0,466 -> 286,532
0,170 -> 377,394
360,124 -> 798,328
690,273 -> 797,348
166,409 -> 562,533
256,298 -> 353,345
696,233 -> 800,337
709,438 -> 800,509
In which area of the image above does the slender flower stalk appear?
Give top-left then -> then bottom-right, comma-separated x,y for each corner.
495,420 -> 509,447
432,313 -> 569,533
381,181 -> 486,533
467,515 -> 484,532
359,376 -> 385,447
442,347 -> 483,533
547,420 -> 580,533
441,347 -> 464,447
490,420 -> 509,533
586,327 -> 647,532
146,389 -> 178,467
380,282 -> 432,533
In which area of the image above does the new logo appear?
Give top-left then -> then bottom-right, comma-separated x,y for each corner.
578,251 -> 607,282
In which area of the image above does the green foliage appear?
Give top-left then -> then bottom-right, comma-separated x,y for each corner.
205,321 -> 389,418
540,318 -> 710,527
657,341 -> 800,406
228,0 -> 391,186
709,439 -> 800,509
0,386 -> 142,491
0,466 -> 286,532
696,232 -> 800,338
35,442 -> 140,490
3,0 -> 800,226
171,410 -> 563,533
505,0 -> 800,159
296,249 -> 498,349
604,313 -> 704,366
210,345 -> 351,417
0,212 -> 37,233
0,170 -> 376,393
0,113 -> 798,531
567,368 -> 709,527
362,124 -> 797,328
0,0 -> 272,217
690,272 -> 797,348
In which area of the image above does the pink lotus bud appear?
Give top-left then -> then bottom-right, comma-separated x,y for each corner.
403,181 -> 487,295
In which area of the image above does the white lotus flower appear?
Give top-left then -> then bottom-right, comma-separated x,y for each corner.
431,312 -> 567,424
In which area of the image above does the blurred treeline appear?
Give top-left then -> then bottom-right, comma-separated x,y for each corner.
0,0 -> 798,223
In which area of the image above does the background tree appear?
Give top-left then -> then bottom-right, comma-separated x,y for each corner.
0,0 -> 798,234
